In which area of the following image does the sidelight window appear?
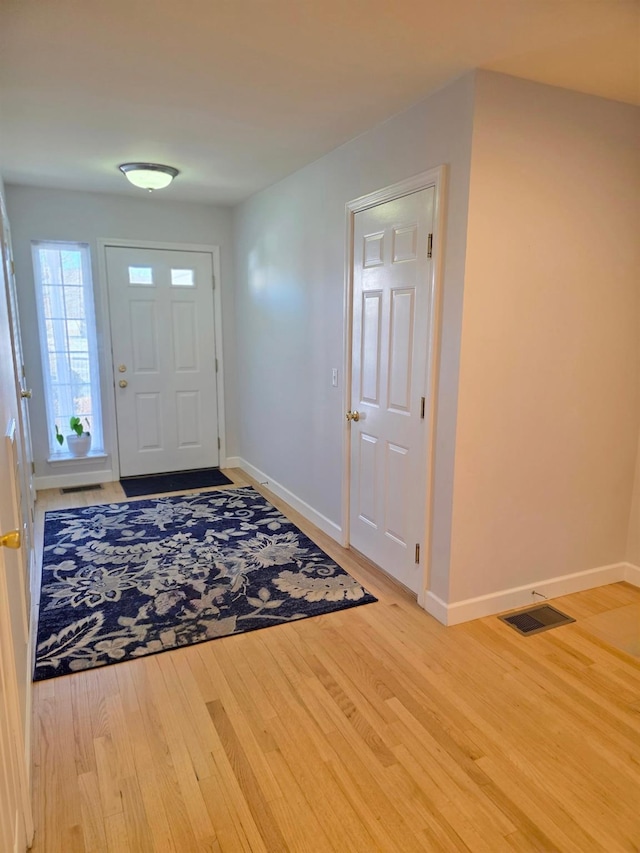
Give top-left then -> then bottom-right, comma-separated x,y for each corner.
32,241 -> 104,456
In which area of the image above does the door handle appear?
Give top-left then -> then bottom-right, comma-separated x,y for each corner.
20,389 -> 32,399
119,379 -> 128,388
0,530 -> 20,549
118,364 -> 127,373
346,410 -> 360,422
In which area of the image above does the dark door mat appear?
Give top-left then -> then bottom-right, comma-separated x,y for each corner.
120,468 -> 233,498
499,604 -> 575,636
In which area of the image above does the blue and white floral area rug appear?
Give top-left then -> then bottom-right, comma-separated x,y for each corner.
34,487 -> 377,681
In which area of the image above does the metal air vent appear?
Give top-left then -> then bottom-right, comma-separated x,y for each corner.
499,604 -> 575,636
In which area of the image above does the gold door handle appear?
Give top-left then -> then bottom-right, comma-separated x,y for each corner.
0,530 -> 21,549
119,379 -> 128,388
346,410 -> 360,422
118,364 -> 127,373
20,389 -> 32,399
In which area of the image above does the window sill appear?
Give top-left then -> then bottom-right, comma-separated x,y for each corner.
47,451 -> 108,464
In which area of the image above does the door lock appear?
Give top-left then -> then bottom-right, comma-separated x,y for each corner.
0,530 -> 21,549
20,389 -> 32,399
346,410 -> 360,422
118,364 -> 127,373
119,379 -> 128,388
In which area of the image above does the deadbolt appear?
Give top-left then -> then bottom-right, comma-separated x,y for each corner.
118,364 -> 127,373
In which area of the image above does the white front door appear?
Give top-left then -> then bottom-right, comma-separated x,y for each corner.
348,187 -> 435,593
106,246 -> 220,477
0,198 -> 34,851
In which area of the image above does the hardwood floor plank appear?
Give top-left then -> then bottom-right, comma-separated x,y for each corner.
136,770 -> 177,853
476,754 -> 609,853
77,771 -> 108,852
70,674 -> 98,777
155,653 -> 218,783
263,747 -> 336,853
207,699 -> 289,852
392,743 -> 510,853
144,657 -> 217,843
387,697 -> 516,838
199,772 -> 254,853
119,775 -> 154,853
265,714 -> 380,853
29,475 -> 640,852
188,645 -> 283,802
93,736 -> 124,818
104,812 -> 129,853
321,729 -> 439,853
104,693 -> 136,780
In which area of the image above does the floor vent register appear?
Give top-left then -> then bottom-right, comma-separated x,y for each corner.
499,604 -> 575,636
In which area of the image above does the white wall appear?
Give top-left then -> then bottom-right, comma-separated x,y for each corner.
5,186 -> 237,484
449,72 -> 640,602
232,73 -> 476,597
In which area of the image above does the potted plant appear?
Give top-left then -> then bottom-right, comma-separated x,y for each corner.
55,417 -> 92,457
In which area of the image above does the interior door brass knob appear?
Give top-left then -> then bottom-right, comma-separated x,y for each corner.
119,379 -> 128,388
346,410 -> 360,422
0,530 -> 21,549
20,389 -> 32,399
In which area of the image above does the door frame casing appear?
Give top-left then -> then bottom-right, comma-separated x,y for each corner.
342,166 -> 447,601
97,239 -> 227,479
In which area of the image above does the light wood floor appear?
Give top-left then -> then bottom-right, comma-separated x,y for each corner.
30,470 -> 640,852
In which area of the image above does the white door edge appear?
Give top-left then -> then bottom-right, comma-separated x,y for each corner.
96,239 -> 227,479
341,165 -> 448,599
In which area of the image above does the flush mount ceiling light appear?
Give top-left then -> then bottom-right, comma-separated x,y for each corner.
118,162 -> 179,191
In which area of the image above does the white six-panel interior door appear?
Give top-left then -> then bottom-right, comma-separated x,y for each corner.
106,246 -> 220,478
0,199 -> 34,851
349,187 -> 435,593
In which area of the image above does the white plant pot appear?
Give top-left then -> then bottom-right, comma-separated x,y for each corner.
67,433 -> 92,457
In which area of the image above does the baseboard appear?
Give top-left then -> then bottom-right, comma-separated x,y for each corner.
624,562 -> 640,587
234,457 -> 342,542
34,469 -> 116,491
422,590 -> 449,624
423,561 -> 634,626
222,456 -> 242,469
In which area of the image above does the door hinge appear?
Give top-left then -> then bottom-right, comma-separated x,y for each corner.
415,543 -> 420,564
427,233 -> 433,259
420,396 -> 426,419
31,462 -> 35,475
11,260 -> 15,276
217,437 -> 221,450
212,275 -> 215,290
215,358 -> 219,373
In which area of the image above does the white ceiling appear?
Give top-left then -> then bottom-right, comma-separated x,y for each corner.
1,0 -> 638,205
